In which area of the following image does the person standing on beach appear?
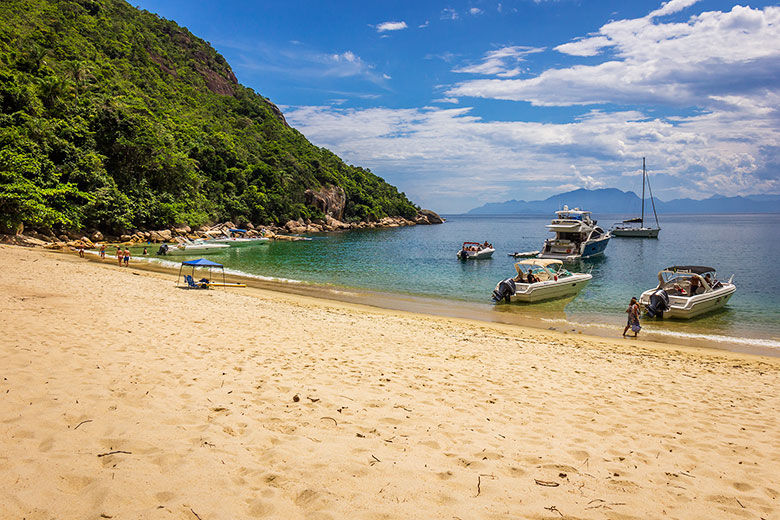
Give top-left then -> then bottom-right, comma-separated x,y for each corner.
116,247 -> 123,266
99,244 -> 106,259
123,247 -> 130,267
78,244 -> 84,258
623,297 -> 641,337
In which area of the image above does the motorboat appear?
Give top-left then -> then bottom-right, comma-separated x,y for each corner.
538,206 -> 610,261
639,265 -> 736,319
612,158 -> 661,238
457,241 -> 495,260
492,259 -> 592,303
206,228 -> 270,246
156,240 -> 229,256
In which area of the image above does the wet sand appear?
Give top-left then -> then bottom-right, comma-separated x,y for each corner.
1,244 -> 779,519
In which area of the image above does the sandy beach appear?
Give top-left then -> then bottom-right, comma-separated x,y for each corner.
1,244 -> 779,520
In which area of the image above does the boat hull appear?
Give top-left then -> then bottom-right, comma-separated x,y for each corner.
163,245 -> 229,255
639,284 -> 736,319
510,275 -> 591,303
612,227 -> 660,238
457,248 -> 495,260
539,235 -> 610,262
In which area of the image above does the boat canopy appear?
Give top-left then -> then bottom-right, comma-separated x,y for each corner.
663,265 -> 715,275
182,258 -> 223,267
622,217 -> 643,223
515,258 -> 563,273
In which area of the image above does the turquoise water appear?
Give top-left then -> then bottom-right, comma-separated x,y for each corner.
144,214 -> 780,352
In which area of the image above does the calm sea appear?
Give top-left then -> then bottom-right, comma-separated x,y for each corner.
142,214 -> 780,354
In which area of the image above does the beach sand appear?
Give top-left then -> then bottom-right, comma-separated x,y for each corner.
1,244 -> 779,519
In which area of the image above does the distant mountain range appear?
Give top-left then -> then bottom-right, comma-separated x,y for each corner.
466,188 -> 780,215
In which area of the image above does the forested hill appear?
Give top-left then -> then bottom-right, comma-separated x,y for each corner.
0,0 -> 421,235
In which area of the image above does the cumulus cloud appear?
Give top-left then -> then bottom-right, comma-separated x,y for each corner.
441,8 -> 458,20
284,101 -> 780,211
453,46 -> 544,78
469,8 -> 483,15
448,4 -> 780,108
376,21 -> 408,32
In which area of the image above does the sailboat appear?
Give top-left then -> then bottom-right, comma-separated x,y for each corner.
612,158 -> 661,238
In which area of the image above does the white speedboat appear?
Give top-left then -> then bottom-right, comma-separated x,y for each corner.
157,240 -> 229,256
207,236 -> 270,246
612,158 -> 661,238
492,259 -> 592,303
639,266 -> 736,319
538,206 -> 610,261
457,241 -> 495,260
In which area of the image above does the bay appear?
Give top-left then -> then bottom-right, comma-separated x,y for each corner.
146,213 -> 780,354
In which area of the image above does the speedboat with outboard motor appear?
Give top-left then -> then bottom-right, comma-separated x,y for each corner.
639,265 -> 736,319
538,206 -> 610,262
206,228 -> 270,246
457,241 -> 495,260
492,259 -> 592,303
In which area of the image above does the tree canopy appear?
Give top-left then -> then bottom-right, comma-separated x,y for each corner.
0,0 -> 419,233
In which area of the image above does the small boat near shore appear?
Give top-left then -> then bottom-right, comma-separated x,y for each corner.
612,158 -> 661,238
538,206 -> 610,262
492,259 -> 592,303
457,241 -> 495,260
157,240 -> 229,256
639,265 -> 736,319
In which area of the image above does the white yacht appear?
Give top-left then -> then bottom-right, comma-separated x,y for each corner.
492,259 -> 592,303
457,241 -> 495,260
639,266 -> 736,319
612,158 -> 661,238
538,206 -> 610,261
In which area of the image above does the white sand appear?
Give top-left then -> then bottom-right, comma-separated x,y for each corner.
1,245 -> 779,519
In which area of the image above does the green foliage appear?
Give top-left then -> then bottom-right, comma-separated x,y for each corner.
0,0 -> 418,234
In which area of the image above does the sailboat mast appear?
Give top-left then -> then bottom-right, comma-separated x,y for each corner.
641,157 -> 646,226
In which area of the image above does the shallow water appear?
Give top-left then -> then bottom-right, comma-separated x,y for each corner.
134,213 -> 780,353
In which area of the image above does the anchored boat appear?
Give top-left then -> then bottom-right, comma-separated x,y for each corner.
457,241 -> 495,260
639,265 -> 736,319
538,206 -> 610,262
612,158 -> 661,238
492,259 -> 592,303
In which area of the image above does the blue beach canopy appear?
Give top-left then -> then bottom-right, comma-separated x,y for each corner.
182,258 -> 223,267
177,258 -> 226,287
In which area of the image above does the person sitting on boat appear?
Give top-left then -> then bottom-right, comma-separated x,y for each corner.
526,270 -> 538,284
673,283 -> 686,295
689,276 -> 701,296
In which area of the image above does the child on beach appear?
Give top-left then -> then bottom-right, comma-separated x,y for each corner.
623,297 -> 641,337
99,244 -> 106,259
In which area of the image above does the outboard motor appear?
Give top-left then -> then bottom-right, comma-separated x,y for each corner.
492,278 -> 516,303
645,289 -> 670,318
156,244 -> 169,256
458,249 -> 469,261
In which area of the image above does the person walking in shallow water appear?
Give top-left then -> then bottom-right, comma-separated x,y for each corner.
623,296 -> 641,337
116,247 -> 123,267
123,247 -> 130,267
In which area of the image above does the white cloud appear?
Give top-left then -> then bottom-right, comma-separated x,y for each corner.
433,97 -> 459,104
418,20 -> 430,28
453,46 -> 544,78
441,8 -> 458,20
469,8 -> 482,15
448,5 -> 780,108
376,21 -> 408,32
284,102 -> 780,212
649,0 -> 700,18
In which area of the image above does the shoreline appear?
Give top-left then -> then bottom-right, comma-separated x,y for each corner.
79,246 -> 780,358
2,243 -> 779,519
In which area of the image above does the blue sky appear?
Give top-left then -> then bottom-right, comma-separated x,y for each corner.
133,0 -> 780,213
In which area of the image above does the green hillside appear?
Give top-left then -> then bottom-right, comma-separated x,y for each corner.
0,0 -> 419,234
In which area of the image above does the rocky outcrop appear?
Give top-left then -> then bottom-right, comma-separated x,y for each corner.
416,209 -> 445,225
305,185 -> 346,220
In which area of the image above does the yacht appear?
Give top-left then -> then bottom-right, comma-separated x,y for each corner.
538,206 -> 610,261
492,259 -> 591,303
457,241 -> 495,260
612,158 -> 661,238
639,266 -> 736,319
156,240 -> 229,256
